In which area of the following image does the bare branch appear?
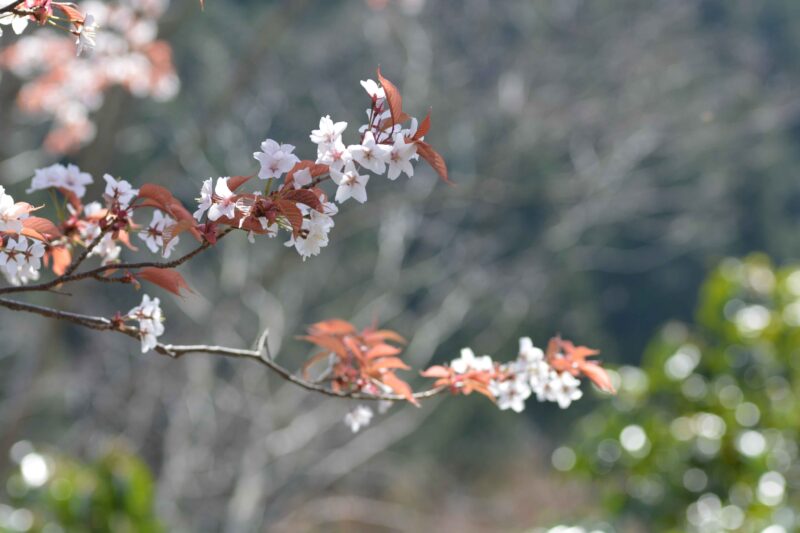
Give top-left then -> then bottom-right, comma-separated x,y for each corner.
0,296 -> 447,403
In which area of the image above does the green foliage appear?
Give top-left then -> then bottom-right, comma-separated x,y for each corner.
1,445 -> 163,533
565,255 -> 800,532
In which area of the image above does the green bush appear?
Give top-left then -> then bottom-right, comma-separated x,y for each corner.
564,255 -> 800,532
1,444 -> 162,533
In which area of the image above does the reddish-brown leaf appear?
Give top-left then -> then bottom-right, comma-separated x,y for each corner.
580,361 -> 616,394
343,335 -> 365,362
415,141 -> 450,183
376,67 -> 403,127
274,199 -> 303,237
420,365 -> 450,378
414,110 -> 431,140
301,335 -> 347,358
137,183 -> 201,241
365,343 -> 402,360
20,227 -> 47,242
50,246 -> 72,276
24,217 -> 62,238
368,357 -> 411,372
227,175 -> 253,192
302,351 -> 333,380
381,372 -> 419,406
309,319 -> 357,336
362,329 -> 407,345
283,189 -> 322,211
137,267 -> 193,297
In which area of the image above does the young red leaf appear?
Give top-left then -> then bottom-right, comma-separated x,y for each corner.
302,351 -> 333,380
227,175 -> 253,192
415,141 -> 450,183
364,343 -> 402,360
136,267 -> 193,297
283,189 -> 323,211
300,335 -> 347,358
274,199 -> 304,237
413,110 -> 431,140
49,245 -> 72,276
580,362 -> 616,394
376,67 -> 403,127
381,372 -> 419,406
362,329 -> 407,345
420,365 -> 450,378
309,319 -> 357,336
368,357 -> 411,372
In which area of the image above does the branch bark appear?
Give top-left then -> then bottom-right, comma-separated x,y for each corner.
0,296 -> 446,403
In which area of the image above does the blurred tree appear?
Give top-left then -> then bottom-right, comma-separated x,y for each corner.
564,255 -> 800,532
1,443 -> 162,532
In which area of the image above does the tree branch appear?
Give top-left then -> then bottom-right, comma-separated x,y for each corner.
0,228 -> 233,296
0,296 -> 446,403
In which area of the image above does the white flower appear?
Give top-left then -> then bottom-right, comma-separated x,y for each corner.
0,237 -> 44,286
207,177 -> 236,221
360,79 -> 386,100
547,372 -> 584,409
0,186 -> 28,234
127,294 -> 165,353
60,164 -> 93,198
330,162 -> 369,204
0,11 -> 29,36
316,139 -> 352,172
386,134 -> 417,180
518,336 -> 545,363
138,210 -> 179,257
344,405 -> 374,433
88,233 -> 121,265
254,139 -> 300,180
193,178 -> 213,221
29,164 -> 67,194
310,115 -> 347,148
103,174 -> 138,208
292,168 -> 313,189
450,347 -> 494,374
491,376 -> 531,413
74,14 -> 97,57
349,131 -> 391,174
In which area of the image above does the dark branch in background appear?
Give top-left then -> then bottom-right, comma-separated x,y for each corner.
0,296 -> 447,403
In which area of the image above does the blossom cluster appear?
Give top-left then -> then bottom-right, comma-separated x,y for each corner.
0,0 -> 178,153
125,293 -> 164,352
191,70 -> 447,260
421,336 -> 616,413
300,319 -> 613,433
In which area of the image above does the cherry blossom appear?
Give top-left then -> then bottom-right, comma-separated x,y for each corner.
330,162 -> 369,204
0,186 -> 29,234
103,174 -> 138,208
253,139 -> 300,180
349,131 -> 391,174
193,178 -> 213,220
310,115 -> 347,148
386,134 -> 417,180
206,177 -> 235,222
315,139 -> 352,172
127,294 -> 164,353
73,13 -> 97,57
138,210 -> 179,257
0,11 -> 29,36
360,79 -> 386,100
451,347 -> 494,374
344,405 -> 374,433
491,376 -> 532,413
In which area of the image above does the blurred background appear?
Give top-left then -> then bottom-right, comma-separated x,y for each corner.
2,0 -> 800,531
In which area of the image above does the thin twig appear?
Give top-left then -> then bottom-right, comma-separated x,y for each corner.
0,229 -> 233,295
0,296 -> 446,403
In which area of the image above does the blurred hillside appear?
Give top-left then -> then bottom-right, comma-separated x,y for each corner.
2,0 -> 800,531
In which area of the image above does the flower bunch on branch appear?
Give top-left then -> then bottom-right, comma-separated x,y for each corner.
0,68 -> 614,432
